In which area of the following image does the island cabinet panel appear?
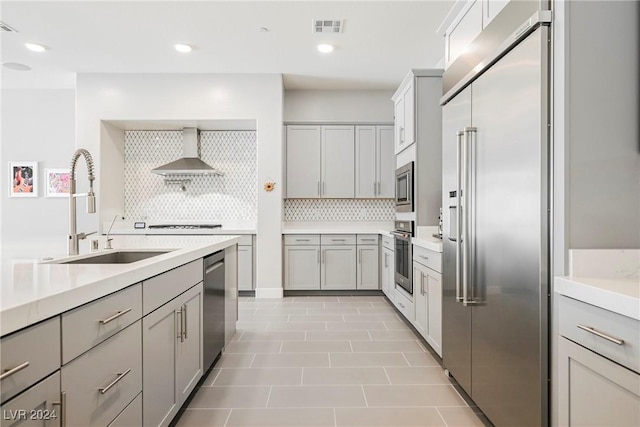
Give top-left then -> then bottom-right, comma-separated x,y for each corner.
0,317 -> 61,404
143,259 -> 203,316
143,283 -> 203,427
107,393 -> 142,427
0,371 -> 60,427
62,283 -> 142,364
61,320 -> 142,427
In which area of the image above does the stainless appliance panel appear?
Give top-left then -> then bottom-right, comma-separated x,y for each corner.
203,251 -> 225,371
469,26 -> 549,427
391,221 -> 414,295
442,85 -> 473,394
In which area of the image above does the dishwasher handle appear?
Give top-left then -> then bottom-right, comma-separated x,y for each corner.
205,261 -> 224,275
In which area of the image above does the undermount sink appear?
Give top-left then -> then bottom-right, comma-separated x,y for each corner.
57,250 -> 171,264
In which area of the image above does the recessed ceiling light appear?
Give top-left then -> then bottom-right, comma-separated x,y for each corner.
25,42 -> 46,52
317,44 -> 334,53
259,27 -> 269,32
175,44 -> 192,53
2,62 -> 31,71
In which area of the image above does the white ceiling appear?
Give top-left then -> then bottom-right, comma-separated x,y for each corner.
0,0 -> 454,90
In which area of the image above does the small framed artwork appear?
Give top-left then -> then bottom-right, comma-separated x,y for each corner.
9,161 -> 38,197
45,168 -> 71,197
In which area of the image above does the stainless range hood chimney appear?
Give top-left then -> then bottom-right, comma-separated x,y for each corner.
151,128 -> 223,176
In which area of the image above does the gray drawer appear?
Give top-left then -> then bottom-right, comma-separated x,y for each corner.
321,234 -> 356,245
284,235 -> 320,246
237,235 -> 253,246
143,259 -> 203,315
0,371 -> 61,427
357,234 -> 379,245
108,393 -> 142,427
559,295 -> 639,374
381,234 -> 394,250
1,317 -> 61,404
412,245 -> 442,273
62,320 -> 142,427
62,283 -> 142,364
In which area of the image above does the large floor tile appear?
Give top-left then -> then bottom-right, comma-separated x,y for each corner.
368,330 -> 419,340
175,409 -> 231,427
402,352 -> 441,367
187,386 -> 271,409
305,331 -> 370,341
225,341 -> 283,354
289,314 -> 345,322
238,331 -> 305,341
338,296 -> 386,303
281,341 -> 352,353
213,367 -> 302,386
202,368 -> 221,386
214,353 -> 255,368
327,321 -> 386,331
385,367 -> 451,385
364,385 -> 466,407
437,407 -> 488,427
357,307 -> 396,314
236,321 -> 268,331
343,314 -> 400,322
335,407 -> 446,427
251,353 -> 330,368
303,367 -> 389,385
330,352 -> 409,367
383,320 -> 412,330
267,322 -> 327,331
226,408 -> 335,427
243,313 -> 290,322
268,385 -> 366,408
324,302 -> 376,308
308,307 -> 360,315
351,340 -> 424,353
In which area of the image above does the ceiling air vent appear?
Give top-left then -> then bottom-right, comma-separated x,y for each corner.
313,19 -> 343,34
0,21 -> 17,32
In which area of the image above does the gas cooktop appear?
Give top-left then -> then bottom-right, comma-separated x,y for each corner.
148,224 -> 222,230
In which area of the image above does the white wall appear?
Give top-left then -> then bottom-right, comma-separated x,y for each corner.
76,74 -> 284,297
284,90 -> 394,123
1,89 -> 76,249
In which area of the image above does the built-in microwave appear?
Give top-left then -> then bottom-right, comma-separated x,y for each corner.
395,161 -> 414,212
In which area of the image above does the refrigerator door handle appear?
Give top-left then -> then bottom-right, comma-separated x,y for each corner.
463,126 -> 479,306
455,130 -> 464,302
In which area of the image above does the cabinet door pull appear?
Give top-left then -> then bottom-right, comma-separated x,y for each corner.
322,250 -> 325,264
0,361 -> 30,380
183,304 -> 188,340
358,249 -> 362,264
418,255 -> 429,260
317,181 -> 321,197
99,369 -> 132,394
362,238 -> 375,242
576,324 -> 625,345
52,391 -> 66,427
317,249 -> 320,264
176,308 -> 184,342
99,308 -> 132,325
420,272 -> 424,295
332,239 -> 346,242
297,239 -> 310,242
384,253 -> 388,268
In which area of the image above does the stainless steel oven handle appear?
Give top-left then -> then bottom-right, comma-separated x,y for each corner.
455,130 -> 464,302
389,231 -> 409,239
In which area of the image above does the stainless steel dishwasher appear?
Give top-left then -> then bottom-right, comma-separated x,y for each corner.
203,250 -> 225,371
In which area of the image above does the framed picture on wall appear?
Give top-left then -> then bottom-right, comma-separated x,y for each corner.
45,168 -> 71,197
9,161 -> 38,197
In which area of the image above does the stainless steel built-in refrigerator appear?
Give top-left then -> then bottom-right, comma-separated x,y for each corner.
441,4 -> 551,427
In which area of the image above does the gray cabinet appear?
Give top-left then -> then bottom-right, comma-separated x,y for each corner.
286,126 -> 321,198
0,372 -> 61,427
321,246 -> 357,290
355,126 -> 395,198
284,245 -> 321,290
108,393 -> 142,427
62,320 -> 142,427
413,246 -> 443,357
393,80 -> 415,154
357,235 -> 379,290
321,126 -> 355,198
237,235 -> 254,291
381,246 -> 394,299
143,283 -> 203,427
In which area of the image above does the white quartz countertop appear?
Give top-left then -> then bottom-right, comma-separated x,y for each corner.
412,226 -> 443,253
1,235 -> 240,336
282,222 -> 393,235
555,276 -> 640,320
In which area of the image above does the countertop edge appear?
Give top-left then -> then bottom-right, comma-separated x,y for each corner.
1,236 -> 241,336
554,276 -> 640,321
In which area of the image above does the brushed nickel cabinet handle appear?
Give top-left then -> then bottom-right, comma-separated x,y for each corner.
317,249 -> 320,264
0,361 -> 30,380
577,324 -> 625,345
52,391 -> 66,427
183,304 -> 188,340
418,255 -> 429,260
99,369 -> 131,394
99,308 -> 132,325
176,309 -> 184,342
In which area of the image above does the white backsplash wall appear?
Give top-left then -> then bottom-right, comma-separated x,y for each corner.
284,199 -> 395,222
124,130 -> 257,222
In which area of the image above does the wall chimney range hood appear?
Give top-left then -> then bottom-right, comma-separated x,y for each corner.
151,127 -> 223,176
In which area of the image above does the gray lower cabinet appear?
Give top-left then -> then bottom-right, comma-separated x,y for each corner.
357,241 -> 379,290
61,320 -> 142,427
412,261 -> 442,357
0,371 -> 61,427
321,246 -> 357,290
284,245 -> 321,290
143,283 -> 203,427
558,337 -> 639,426
237,235 -> 254,291
108,393 -> 142,427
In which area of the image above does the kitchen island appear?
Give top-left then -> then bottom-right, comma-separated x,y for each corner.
0,235 -> 240,427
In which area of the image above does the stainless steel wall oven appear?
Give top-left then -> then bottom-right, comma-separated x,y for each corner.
391,220 -> 414,294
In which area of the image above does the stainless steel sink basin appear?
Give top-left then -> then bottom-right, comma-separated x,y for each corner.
58,251 -> 171,264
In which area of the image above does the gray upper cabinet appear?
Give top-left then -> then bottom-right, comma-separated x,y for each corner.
321,126 -> 355,198
286,126 -> 322,198
355,126 -> 394,198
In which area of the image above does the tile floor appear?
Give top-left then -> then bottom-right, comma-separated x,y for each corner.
175,296 -> 489,427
